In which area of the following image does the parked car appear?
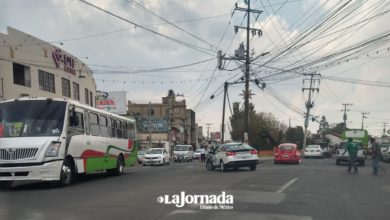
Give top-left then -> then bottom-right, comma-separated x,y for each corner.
193,149 -> 201,159
304,145 -> 324,158
336,141 -> 366,166
142,148 -> 170,166
321,145 -> 332,157
380,143 -> 390,162
173,145 -> 194,162
206,142 -> 259,172
137,150 -> 147,164
274,143 -> 301,164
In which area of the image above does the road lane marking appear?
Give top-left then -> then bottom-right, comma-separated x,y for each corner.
277,177 -> 298,193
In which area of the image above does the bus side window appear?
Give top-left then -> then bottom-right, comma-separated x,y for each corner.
84,111 -> 90,135
99,115 -> 108,137
107,117 -> 112,137
68,111 -> 84,135
122,121 -> 128,139
111,118 -> 116,138
89,113 -> 100,136
116,120 -> 122,138
128,122 -> 135,139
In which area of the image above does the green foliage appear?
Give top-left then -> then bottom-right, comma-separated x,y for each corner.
285,126 -> 304,149
229,102 -> 286,150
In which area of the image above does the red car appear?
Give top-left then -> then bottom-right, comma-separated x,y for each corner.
274,143 -> 301,164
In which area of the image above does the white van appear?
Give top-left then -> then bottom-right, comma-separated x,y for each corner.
173,145 -> 193,162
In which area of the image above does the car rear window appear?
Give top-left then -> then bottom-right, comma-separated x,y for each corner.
340,142 -> 363,149
280,145 -> 294,150
306,145 -> 320,149
221,143 -> 253,151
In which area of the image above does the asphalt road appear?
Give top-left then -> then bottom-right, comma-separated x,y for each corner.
1,157 -> 389,220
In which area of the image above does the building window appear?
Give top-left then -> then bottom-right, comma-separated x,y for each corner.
85,88 -> 89,105
89,91 -> 93,107
73,82 -> 80,100
13,63 -> 31,87
61,78 -> 71,97
38,70 -> 55,93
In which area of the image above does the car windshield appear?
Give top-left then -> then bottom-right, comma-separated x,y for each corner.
280,145 -> 295,150
380,143 -> 390,150
174,145 -> 190,151
138,151 -> 146,155
0,100 -> 66,138
146,149 -> 163,154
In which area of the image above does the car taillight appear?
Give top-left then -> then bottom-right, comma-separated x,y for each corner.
250,149 -> 258,154
226,152 -> 236,156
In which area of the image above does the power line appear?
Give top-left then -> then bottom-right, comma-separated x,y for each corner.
79,0 -> 215,56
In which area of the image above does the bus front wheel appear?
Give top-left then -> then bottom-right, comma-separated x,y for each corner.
59,158 -> 74,187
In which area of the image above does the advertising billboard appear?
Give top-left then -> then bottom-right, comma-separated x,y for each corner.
137,116 -> 169,133
96,91 -> 127,115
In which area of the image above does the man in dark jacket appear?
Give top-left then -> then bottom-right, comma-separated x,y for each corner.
343,138 -> 358,174
370,137 -> 382,175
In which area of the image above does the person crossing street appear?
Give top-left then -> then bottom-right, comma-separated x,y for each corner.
343,138 -> 358,174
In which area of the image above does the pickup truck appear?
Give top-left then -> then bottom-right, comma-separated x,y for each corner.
336,141 -> 366,166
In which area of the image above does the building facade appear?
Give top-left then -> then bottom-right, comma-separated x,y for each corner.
0,27 -> 96,106
127,90 -> 196,145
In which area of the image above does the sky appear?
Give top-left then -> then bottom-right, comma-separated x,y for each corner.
1,0 -> 390,139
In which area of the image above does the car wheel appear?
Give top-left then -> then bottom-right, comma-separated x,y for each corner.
220,161 -> 226,172
0,181 -> 13,191
108,156 -> 125,176
59,158 -> 74,187
336,159 -> 340,165
206,160 -> 215,171
361,161 -> 365,166
249,165 -> 256,171
274,160 -> 278,164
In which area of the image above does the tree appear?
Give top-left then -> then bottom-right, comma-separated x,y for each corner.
285,126 -> 304,149
229,102 -> 285,150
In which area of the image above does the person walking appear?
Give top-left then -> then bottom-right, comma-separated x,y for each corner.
343,138 -> 358,174
370,137 -> 382,175
200,147 -> 206,163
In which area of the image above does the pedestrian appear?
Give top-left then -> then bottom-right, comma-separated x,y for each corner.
342,138 -> 358,174
370,137 -> 382,175
200,147 -> 206,163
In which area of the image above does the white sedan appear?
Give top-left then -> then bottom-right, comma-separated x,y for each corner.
206,143 -> 259,171
143,148 -> 170,166
304,145 -> 324,158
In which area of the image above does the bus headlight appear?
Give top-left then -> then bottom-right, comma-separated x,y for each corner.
46,142 -> 61,157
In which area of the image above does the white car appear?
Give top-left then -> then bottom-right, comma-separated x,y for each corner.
143,148 -> 170,166
206,143 -> 259,172
336,141 -> 366,166
304,145 -> 324,158
173,145 -> 194,162
193,149 -> 201,159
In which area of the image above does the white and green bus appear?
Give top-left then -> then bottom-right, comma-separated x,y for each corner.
0,97 -> 138,189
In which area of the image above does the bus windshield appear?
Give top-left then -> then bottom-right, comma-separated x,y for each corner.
0,100 -> 66,138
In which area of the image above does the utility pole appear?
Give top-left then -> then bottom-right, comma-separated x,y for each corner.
221,82 -> 228,143
206,123 -> 212,141
302,73 -> 321,149
148,101 -> 153,148
361,112 -> 369,129
218,0 -> 262,144
383,122 -> 388,136
341,103 -> 353,129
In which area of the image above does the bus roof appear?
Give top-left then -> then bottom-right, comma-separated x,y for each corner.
0,97 -> 135,123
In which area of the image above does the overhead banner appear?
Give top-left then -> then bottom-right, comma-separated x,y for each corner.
96,91 -> 127,115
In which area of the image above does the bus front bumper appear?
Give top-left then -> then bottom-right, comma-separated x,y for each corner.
0,160 -> 63,181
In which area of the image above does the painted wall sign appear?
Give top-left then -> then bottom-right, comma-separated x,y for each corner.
52,48 -> 76,75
